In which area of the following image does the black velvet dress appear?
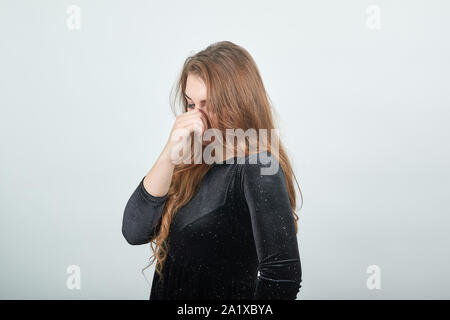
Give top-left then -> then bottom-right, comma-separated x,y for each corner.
122,152 -> 302,300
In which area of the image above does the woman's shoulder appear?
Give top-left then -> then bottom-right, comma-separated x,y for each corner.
235,151 -> 286,195
237,151 -> 283,176
208,150 -> 285,192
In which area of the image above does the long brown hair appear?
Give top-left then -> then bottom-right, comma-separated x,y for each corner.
147,41 -> 303,279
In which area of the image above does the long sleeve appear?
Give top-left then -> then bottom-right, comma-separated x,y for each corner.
122,177 -> 168,245
241,156 -> 302,300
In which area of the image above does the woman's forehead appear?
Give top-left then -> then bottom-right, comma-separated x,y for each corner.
185,74 -> 207,101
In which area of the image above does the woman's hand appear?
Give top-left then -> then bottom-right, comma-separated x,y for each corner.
162,108 -> 209,165
142,108 -> 209,198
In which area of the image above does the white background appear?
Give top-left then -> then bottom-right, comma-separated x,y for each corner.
0,0 -> 449,299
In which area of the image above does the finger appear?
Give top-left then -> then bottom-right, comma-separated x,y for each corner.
188,122 -> 204,139
182,108 -> 200,117
180,117 -> 205,132
175,115 -> 200,129
175,110 -> 202,126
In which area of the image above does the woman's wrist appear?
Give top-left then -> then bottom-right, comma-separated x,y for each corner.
159,147 -> 174,166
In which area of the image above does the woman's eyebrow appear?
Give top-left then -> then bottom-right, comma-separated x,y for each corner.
184,93 -> 206,104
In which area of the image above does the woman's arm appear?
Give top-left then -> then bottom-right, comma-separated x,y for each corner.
122,108 -> 208,245
122,151 -> 174,245
122,151 -> 175,245
241,154 -> 302,300
122,175 -> 169,245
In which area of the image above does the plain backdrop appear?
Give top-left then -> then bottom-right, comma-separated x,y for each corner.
0,0 -> 449,299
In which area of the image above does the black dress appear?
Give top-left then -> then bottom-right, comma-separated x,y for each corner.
122,152 -> 302,300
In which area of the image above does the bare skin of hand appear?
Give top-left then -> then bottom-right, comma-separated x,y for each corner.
142,108 -> 209,197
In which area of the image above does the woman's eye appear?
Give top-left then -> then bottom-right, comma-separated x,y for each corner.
188,103 -> 195,109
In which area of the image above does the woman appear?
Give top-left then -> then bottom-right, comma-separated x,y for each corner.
122,41 -> 302,300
